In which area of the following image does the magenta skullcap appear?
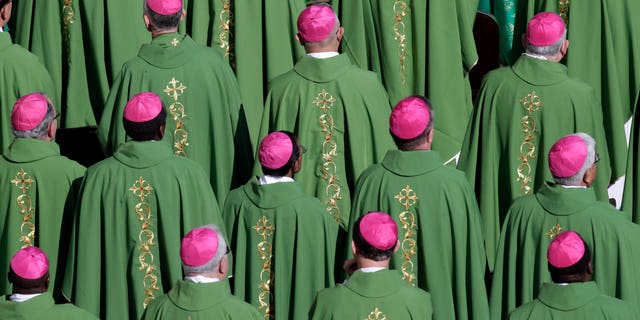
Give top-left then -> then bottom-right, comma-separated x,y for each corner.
359,212 -> 398,250
259,132 -> 294,170
146,0 -> 182,15
390,96 -> 431,140
10,247 -> 49,280
527,12 -> 565,46
11,93 -> 50,131
547,230 -> 585,268
548,135 -> 588,178
181,227 -> 219,267
297,4 -> 336,42
124,92 -> 163,123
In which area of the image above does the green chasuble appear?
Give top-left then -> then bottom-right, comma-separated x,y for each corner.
142,280 -> 261,320
623,106 -> 640,219
0,292 -> 98,320
349,150 -> 488,320
340,0 -> 478,163
490,183 -> 640,319
61,140 -> 224,320
0,33 -> 56,151
0,139 -> 85,300
310,269 -> 433,319
98,32 -> 253,207
223,178 -> 337,320
458,55 -> 614,269
260,54 -> 393,228
508,282 -> 639,320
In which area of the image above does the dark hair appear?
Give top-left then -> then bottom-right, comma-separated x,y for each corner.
8,269 -> 48,292
548,239 -> 592,283
143,2 -> 182,31
261,131 -> 302,177
123,107 -> 167,141
391,95 -> 435,151
352,214 -> 395,261
0,0 -> 10,9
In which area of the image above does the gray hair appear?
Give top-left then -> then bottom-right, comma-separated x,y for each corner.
12,102 -> 56,139
526,29 -> 566,56
182,224 -> 228,276
553,132 -> 597,186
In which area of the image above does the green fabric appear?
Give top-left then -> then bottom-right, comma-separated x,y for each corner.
0,292 -> 98,320
259,54 -> 393,228
508,282 -> 639,320
349,150 -> 488,319
623,99 -> 640,218
490,183 -> 640,319
310,269 -> 433,319
458,55 -> 614,270
223,178 -> 337,320
142,280 -> 262,320
98,33 -> 253,207
0,139 -> 85,300
0,33 -> 56,151
340,0 -> 478,163
61,140 -> 224,320
493,0 -> 517,64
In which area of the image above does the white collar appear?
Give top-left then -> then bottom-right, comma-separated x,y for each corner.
259,175 -> 295,185
9,293 -> 42,302
522,53 -> 548,60
359,267 -> 386,273
307,52 -> 340,59
184,275 -> 221,283
561,185 -> 587,189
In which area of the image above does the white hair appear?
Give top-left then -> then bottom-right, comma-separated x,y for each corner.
553,132 -> 597,186
182,224 -> 228,276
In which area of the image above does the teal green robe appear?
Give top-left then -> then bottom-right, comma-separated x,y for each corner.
508,282 -> 639,320
349,150 -> 488,320
458,55 -> 614,269
223,178 -> 337,320
62,140 -> 224,320
340,0 -> 478,163
260,54 -> 393,228
0,292 -> 98,320
490,183 -> 640,319
98,33 -> 253,207
142,280 -> 262,320
310,269 -> 433,319
0,139 -> 85,300
0,33 -> 56,151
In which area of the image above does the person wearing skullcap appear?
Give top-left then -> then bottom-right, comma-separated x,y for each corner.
0,247 -> 98,319
311,212 -> 433,319
223,131 -> 336,320
98,0 -> 253,209
141,225 -> 261,319
259,3 -> 393,230
489,133 -> 640,319
0,93 -> 85,301
347,96 -> 489,319
63,92 -> 225,320
508,231 -> 638,319
459,12 -> 614,270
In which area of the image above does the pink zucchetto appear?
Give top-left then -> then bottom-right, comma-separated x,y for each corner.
390,96 -> 431,140
548,135 -> 588,178
359,212 -> 398,250
11,93 -> 50,131
297,4 -> 336,43
10,247 -> 49,280
124,92 -> 163,123
259,132 -> 294,170
526,12 -> 565,46
181,227 -> 219,267
146,0 -> 182,15
547,230 -> 585,268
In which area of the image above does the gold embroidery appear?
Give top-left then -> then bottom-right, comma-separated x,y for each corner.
12,170 -> 35,248
393,1 -> 408,85
218,0 -> 234,64
545,223 -> 563,240
129,177 -> 159,308
253,216 -> 275,318
559,0 -> 570,26
366,307 -> 388,320
516,91 -> 543,195
62,0 -> 74,66
171,38 -> 180,46
395,185 -> 418,285
314,89 -> 343,224
164,78 -> 189,156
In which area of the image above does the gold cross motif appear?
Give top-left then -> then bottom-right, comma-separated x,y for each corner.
366,307 -> 388,320
171,38 -> 180,46
313,89 -> 336,113
545,223 -> 563,240
164,77 -> 187,101
395,185 -> 419,210
252,216 -> 275,240
519,91 -> 543,113
129,177 -> 154,202
11,169 -> 34,193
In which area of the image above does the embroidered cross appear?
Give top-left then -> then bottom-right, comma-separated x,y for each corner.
129,177 -> 154,202
252,216 -> 275,240
164,77 -> 187,101
171,38 -> 179,46
545,223 -> 563,240
395,185 -> 419,210
313,89 -> 336,113
11,169 -> 34,193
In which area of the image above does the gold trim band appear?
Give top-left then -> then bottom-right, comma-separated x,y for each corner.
11,169 -> 35,248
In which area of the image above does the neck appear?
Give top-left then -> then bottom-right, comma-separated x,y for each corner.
152,28 -> 178,39
355,255 -> 389,270
12,287 -> 46,295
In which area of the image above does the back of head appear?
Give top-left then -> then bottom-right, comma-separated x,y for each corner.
259,131 -> 301,177
353,212 -> 398,261
525,12 -> 566,56
389,95 -> 434,150
8,247 -> 50,293
296,4 -> 340,50
122,92 -> 167,141
181,225 -> 228,276
547,230 -> 591,283
548,133 -> 596,186
11,92 -> 57,140
143,0 -> 182,31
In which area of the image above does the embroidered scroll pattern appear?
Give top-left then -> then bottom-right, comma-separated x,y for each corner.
11,170 -> 35,248
314,89 -> 343,224
164,78 -> 189,156
393,1 -> 408,85
559,0 -> 570,26
129,177 -> 159,308
62,0 -> 74,65
395,185 -> 419,285
219,0 -> 234,64
545,223 -> 563,240
252,216 -> 275,318
516,91 -> 543,195
366,307 -> 388,320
